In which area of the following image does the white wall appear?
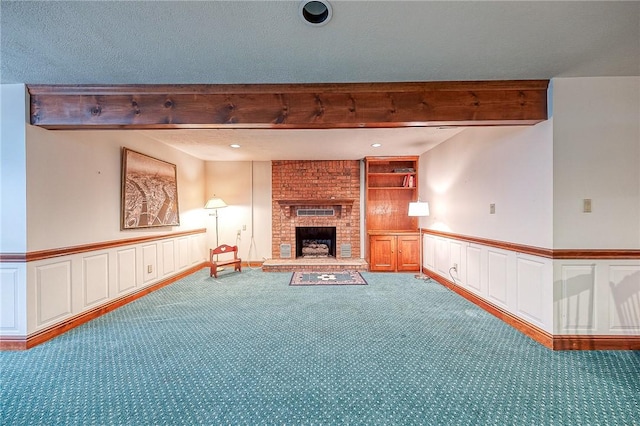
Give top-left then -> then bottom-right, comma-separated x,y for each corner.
553,77 -> 640,249
1,84 -> 28,253
204,161 -> 272,262
25,127 -> 207,250
2,116 -> 209,337
419,116 -> 556,334
1,84 -> 29,335
421,122 -> 554,248
420,76 -> 640,337
550,76 -> 640,336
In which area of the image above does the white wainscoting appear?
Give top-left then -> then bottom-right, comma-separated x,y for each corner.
11,232 -> 208,336
487,249 -> 509,307
82,253 -> 109,309
608,265 -> 640,332
554,261 -> 640,335
35,260 -> 72,327
516,257 -> 548,325
425,234 -> 639,336
465,245 -> 482,292
162,240 -> 176,277
117,248 -> 137,295
178,237 -> 190,269
424,234 -> 553,333
557,264 -> 595,332
0,265 -> 26,334
142,244 -> 158,284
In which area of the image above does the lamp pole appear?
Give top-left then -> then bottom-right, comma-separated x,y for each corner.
408,201 -> 430,280
215,208 -> 220,248
205,196 -> 228,266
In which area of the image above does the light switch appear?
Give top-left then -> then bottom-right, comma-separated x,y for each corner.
490,203 -> 496,214
583,199 -> 592,213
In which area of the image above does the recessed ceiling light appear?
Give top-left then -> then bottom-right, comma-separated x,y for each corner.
371,143 -> 382,148
230,144 -> 241,148
299,0 -> 332,26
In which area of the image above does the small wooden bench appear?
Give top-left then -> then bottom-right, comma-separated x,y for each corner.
209,244 -> 242,278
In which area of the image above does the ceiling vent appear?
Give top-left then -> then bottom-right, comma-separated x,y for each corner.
299,1 -> 332,26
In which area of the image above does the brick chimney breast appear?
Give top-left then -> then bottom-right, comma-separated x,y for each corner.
272,160 -> 361,259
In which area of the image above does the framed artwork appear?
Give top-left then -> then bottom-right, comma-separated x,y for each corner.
121,148 -> 180,229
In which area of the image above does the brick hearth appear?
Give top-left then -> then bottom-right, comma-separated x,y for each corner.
262,258 -> 368,272
269,160 -> 362,271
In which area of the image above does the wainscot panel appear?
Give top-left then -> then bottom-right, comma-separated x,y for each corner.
24,231 -> 206,339
516,256 -> 547,327
142,244 -> 158,284
0,267 -> 23,333
557,264 -> 596,333
424,230 -> 639,349
178,237 -> 190,269
162,240 -> 176,276
425,233 -> 554,336
608,265 -> 640,333
35,261 -> 72,327
1,229 -> 207,349
117,248 -> 137,294
82,253 -> 109,308
487,249 -> 509,308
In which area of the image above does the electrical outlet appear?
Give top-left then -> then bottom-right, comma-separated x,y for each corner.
583,198 -> 592,213
490,203 -> 496,214
237,229 -> 242,237
242,224 -> 247,231
147,265 -> 153,274
453,263 -> 458,272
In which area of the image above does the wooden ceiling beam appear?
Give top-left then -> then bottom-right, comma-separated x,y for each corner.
28,81 -> 548,129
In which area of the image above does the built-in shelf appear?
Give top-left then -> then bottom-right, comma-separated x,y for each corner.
365,156 -> 420,272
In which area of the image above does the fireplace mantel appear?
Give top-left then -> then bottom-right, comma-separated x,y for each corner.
277,199 -> 355,206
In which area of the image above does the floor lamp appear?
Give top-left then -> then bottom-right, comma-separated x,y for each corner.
408,200 -> 430,280
205,196 -> 228,268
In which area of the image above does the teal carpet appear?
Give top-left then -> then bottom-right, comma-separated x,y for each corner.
1,269 -> 638,425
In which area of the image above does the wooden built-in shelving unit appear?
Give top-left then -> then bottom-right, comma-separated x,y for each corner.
364,156 -> 420,271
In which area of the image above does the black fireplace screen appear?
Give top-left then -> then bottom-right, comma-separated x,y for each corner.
295,226 -> 337,258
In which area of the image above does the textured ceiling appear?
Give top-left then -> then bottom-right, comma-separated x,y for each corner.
2,1 -> 638,160
136,127 -> 465,161
3,1 -> 639,84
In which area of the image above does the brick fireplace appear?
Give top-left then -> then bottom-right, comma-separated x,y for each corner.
271,160 -> 361,262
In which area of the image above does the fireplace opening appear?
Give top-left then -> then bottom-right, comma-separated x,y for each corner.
296,226 -> 337,258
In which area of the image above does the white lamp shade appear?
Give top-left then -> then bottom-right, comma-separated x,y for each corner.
204,197 -> 228,209
408,201 -> 430,217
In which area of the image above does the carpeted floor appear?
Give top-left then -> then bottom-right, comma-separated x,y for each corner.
1,268 -> 638,425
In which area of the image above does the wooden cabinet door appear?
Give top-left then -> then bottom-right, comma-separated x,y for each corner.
369,235 -> 396,272
397,235 -> 420,272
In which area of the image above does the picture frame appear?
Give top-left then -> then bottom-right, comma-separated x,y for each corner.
121,148 -> 180,229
